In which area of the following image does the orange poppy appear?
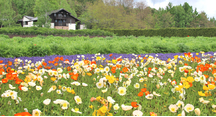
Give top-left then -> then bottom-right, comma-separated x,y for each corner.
141,88 -> 147,92
131,102 -> 139,108
150,112 -> 157,116
54,63 -> 58,66
116,64 -> 122,68
21,112 -> 32,116
145,91 -> 150,96
84,60 -> 89,65
60,57 -> 64,61
67,66 -> 71,71
117,58 -> 122,61
45,66 -> 51,69
14,113 -> 23,116
189,82 -> 193,87
138,92 -> 143,97
91,61 -> 96,64
42,62 -> 47,66
37,65 -> 42,70
18,85 -> 23,90
204,74 -> 209,78
48,61 -> 52,64
122,67 -> 128,73
109,54 -> 113,57
0,60 -> 3,63
8,61 -> 12,66
2,79 -> 8,83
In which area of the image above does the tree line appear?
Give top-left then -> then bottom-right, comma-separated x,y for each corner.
0,0 -> 216,29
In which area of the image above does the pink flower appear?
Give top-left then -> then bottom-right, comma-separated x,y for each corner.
90,97 -> 96,102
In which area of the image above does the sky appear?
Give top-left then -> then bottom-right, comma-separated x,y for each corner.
135,0 -> 216,19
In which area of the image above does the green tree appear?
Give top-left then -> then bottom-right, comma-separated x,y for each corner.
0,0 -> 17,27
169,5 -> 186,28
182,2 -> 194,27
210,17 -> 216,27
33,0 -> 53,27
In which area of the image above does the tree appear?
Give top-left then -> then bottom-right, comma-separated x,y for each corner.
169,5 -> 186,28
33,0 -> 53,27
0,0 -> 17,27
210,17 -> 216,27
182,2 -> 194,27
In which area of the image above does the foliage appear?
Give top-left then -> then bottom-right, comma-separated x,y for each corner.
1,35 -> 216,58
0,27 -> 115,36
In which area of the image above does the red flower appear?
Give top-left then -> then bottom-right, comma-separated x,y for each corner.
131,102 -> 139,108
138,92 -> 143,97
109,54 -> 113,57
141,88 -> 147,92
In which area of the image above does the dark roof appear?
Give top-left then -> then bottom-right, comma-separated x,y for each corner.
48,8 -> 80,22
18,16 -> 38,22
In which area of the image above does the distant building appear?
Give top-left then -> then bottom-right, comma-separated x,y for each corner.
17,16 -> 38,27
17,8 -> 86,30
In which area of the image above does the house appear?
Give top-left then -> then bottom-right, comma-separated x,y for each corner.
18,8 -> 86,30
17,16 -> 38,27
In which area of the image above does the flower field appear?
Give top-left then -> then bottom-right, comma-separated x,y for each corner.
0,52 -> 216,116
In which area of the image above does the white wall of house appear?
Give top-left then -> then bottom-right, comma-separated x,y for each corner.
22,17 -> 35,27
68,23 -> 76,30
50,23 -> 54,28
80,24 -> 86,30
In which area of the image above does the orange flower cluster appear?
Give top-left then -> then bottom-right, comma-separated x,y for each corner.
138,88 -> 150,97
14,112 -> 32,116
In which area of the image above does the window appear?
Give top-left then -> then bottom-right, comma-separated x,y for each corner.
58,14 -> 62,17
55,20 -> 57,22
54,14 -> 56,17
64,15 -> 66,17
63,20 -> 65,22
24,21 -> 28,25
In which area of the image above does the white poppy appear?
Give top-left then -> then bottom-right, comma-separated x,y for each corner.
145,94 -> 154,99
36,86 -> 42,91
153,91 -> 161,96
168,104 -> 178,113
132,110 -> 143,116
71,81 -> 80,86
113,104 -> 120,110
74,96 -> 82,105
28,81 -> 36,87
194,108 -> 201,116
56,90 -> 62,94
96,81 -> 103,89
82,83 -> 88,87
9,84 -> 16,89
184,104 -> 194,113
121,104 -> 133,111
71,108 -> 82,114
43,99 -> 51,105
21,87 -> 28,91
134,83 -> 140,89
60,101 -> 70,110
32,109 -> 41,116
107,96 -> 115,104
102,88 -> 108,93
118,87 -> 126,96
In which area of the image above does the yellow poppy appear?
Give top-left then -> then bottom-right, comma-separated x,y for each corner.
203,85 -> 209,91
71,89 -> 75,94
208,84 -> 215,90
187,76 -> 194,83
51,77 -> 56,81
198,91 -> 206,96
86,73 -> 92,76
183,82 -> 190,89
